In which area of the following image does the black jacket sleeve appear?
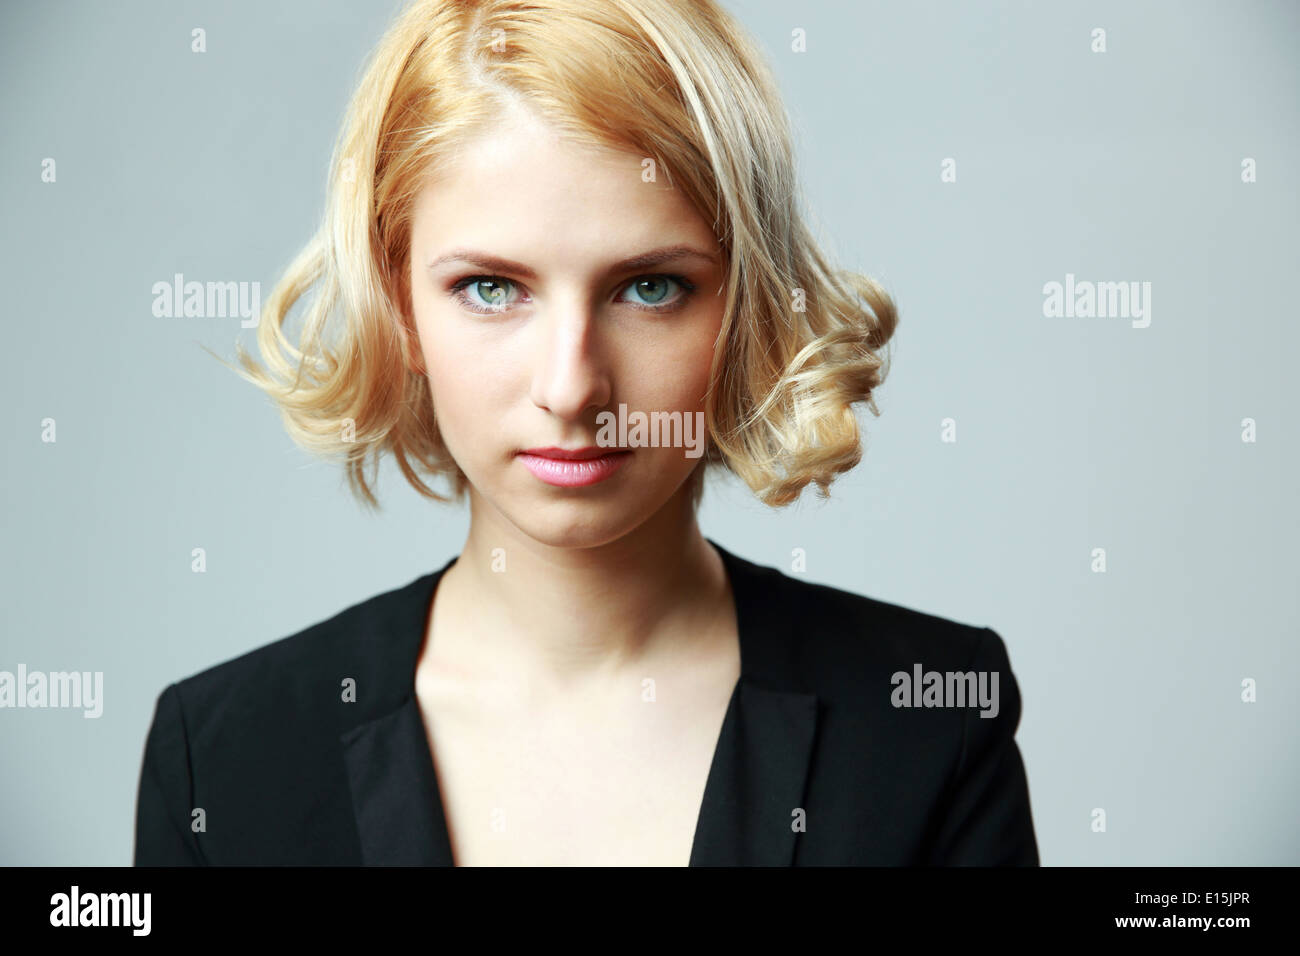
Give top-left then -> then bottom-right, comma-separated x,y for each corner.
926,627 -> 1040,865
133,683 -> 206,865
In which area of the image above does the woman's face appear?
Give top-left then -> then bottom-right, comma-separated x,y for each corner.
407,103 -> 727,549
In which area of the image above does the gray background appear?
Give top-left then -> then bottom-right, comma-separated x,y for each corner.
2,0 -> 1296,866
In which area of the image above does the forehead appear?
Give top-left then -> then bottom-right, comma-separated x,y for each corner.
410,100 -> 718,261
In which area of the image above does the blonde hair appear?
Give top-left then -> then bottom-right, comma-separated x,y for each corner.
226,0 -> 898,510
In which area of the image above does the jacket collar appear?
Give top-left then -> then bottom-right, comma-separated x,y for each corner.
339,539 -> 819,866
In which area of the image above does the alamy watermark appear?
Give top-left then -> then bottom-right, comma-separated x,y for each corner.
891,663 -> 999,719
152,273 -> 260,327
1042,272 -> 1151,328
0,665 -> 103,718
596,403 -> 706,458
50,886 -> 150,936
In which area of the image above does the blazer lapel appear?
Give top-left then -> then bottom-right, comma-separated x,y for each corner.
342,694 -> 454,865
338,561 -> 454,866
690,544 -> 820,866
338,542 -> 820,867
687,680 -> 819,866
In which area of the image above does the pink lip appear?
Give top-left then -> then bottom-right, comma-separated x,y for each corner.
517,448 -> 631,487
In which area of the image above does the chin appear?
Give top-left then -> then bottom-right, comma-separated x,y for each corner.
482,484 -> 666,551
517,491 -> 655,546
466,456 -> 697,550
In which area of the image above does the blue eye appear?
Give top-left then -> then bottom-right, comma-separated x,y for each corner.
450,277 -> 519,313
617,274 -> 696,311
448,274 -> 697,315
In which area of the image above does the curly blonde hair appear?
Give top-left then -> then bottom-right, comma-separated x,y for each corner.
225,0 -> 898,510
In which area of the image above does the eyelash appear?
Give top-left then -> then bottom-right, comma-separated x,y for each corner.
448,273 -> 698,316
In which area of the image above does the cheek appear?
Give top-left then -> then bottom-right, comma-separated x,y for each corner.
419,323 -> 525,456
628,324 -> 719,408
418,325 -> 487,439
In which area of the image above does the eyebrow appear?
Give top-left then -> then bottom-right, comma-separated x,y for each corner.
426,244 -> 719,279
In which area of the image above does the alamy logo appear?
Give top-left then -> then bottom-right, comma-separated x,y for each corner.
595,403 -> 706,458
151,272 -> 260,327
0,665 -> 103,718
890,663 -> 1000,718
49,886 -> 150,936
1042,272 -> 1151,328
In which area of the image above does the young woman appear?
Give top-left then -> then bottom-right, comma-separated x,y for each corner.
134,0 -> 1038,866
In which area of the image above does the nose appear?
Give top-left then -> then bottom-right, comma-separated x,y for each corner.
527,297 -> 612,421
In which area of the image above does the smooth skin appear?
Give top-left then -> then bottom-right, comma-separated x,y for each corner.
405,98 -> 742,865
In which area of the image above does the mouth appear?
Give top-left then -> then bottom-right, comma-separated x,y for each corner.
516,446 -> 631,487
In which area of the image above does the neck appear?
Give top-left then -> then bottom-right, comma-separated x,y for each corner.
428,480 -> 730,692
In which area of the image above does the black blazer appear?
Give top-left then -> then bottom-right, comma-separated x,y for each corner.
134,541 -> 1039,866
